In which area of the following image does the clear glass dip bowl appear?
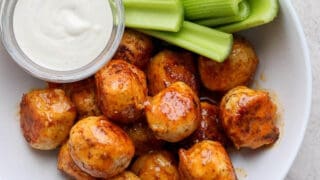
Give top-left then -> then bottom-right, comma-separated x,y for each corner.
0,0 -> 125,83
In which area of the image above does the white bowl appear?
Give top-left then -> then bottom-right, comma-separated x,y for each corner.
0,0 -> 311,179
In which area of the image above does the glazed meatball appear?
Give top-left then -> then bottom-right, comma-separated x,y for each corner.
57,143 -> 95,180
198,36 -> 258,92
145,82 -> 201,142
220,86 -> 279,149
179,140 -> 236,180
131,151 -> 180,180
181,102 -> 228,148
113,28 -> 154,69
124,121 -> 164,156
48,78 -> 102,119
20,89 -> 76,150
95,60 -> 147,124
68,116 -> 135,178
109,171 -> 140,180
147,50 -> 198,96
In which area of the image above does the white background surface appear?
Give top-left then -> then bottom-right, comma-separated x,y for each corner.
287,1 -> 320,179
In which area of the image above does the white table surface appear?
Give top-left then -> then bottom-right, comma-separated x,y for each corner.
286,1 -> 320,179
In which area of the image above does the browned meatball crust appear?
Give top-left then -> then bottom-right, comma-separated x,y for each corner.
57,143 -> 96,180
48,78 -> 101,119
220,86 -> 279,149
147,50 -> 198,96
145,82 -> 201,142
179,140 -> 237,180
131,151 -> 180,180
182,102 -> 228,148
198,36 -> 258,92
68,116 -> 135,178
20,89 -> 76,150
123,121 -> 164,156
113,29 -> 154,69
109,171 -> 140,180
95,60 -> 147,124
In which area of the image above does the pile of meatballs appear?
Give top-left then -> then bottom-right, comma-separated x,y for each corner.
19,29 -> 279,180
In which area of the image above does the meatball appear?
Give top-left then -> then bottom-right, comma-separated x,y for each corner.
145,82 -> 201,142
131,151 -> 180,180
57,143 -> 95,180
181,102 -> 228,148
48,78 -> 102,119
220,86 -> 279,149
68,116 -> 135,178
109,171 -> 140,180
113,28 -> 154,69
20,89 -> 76,150
147,50 -> 198,96
124,121 -> 164,156
179,140 -> 236,180
198,36 -> 258,92
95,60 -> 147,124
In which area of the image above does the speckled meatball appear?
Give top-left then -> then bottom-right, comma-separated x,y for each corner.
181,102 -> 228,148
20,89 -> 76,150
48,77 -> 102,119
124,121 -> 164,156
68,116 -> 135,178
198,36 -> 258,92
220,86 -> 279,149
179,140 -> 236,180
57,143 -> 96,180
95,60 -> 148,124
113,29 -> 154,69
109,171 -> 140,180
131,151 -> 180,180
147,50 -> 198,96
145,82 -> 201,142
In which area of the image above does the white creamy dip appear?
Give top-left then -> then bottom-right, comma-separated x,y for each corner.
13,0 -> 113,71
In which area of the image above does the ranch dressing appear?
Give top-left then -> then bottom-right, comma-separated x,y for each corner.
13,0 -> 113,71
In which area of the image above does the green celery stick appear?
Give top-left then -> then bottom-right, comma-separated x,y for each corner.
124,0 -> 184,32
183,0 -> 243,20
138,21 -> 233,62
217,0 -> 279,33
195,0 -> 250,27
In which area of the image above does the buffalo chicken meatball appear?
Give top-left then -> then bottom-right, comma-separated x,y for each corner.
147,50 -> 198,96
182,102 -> 228,148
124,121 -> 164,156
113,29 -> 154,69
131,151 -> 180,180
198,36 -> 258,92
48,78 -> 102,119
179,140 -> 237,180
57,143 -> 95,180
68,116 -> 135,178
145,82 -> 201,142
109,171 -> 140,180
20,89 -> 76,150
95,60 -> 147,124
220,86 -> 279,149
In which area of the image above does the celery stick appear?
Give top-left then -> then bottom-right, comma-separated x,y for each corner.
183,0 -> 242,20
138,21 -> 233,62
195,0 -> 250,27
124,0 -> 184,32
217,0 -> 279,33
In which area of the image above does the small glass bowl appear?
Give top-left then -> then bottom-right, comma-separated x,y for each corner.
0,0 -> 125,83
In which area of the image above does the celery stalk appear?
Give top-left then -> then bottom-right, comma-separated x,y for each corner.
195,0 -> 250,27
138,21 -> 233,62
123,0 -> 184,32
217,0 -> 279,33
183,0 -> 242,20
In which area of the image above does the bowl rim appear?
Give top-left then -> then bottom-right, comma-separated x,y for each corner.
281,0 -> 312,179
